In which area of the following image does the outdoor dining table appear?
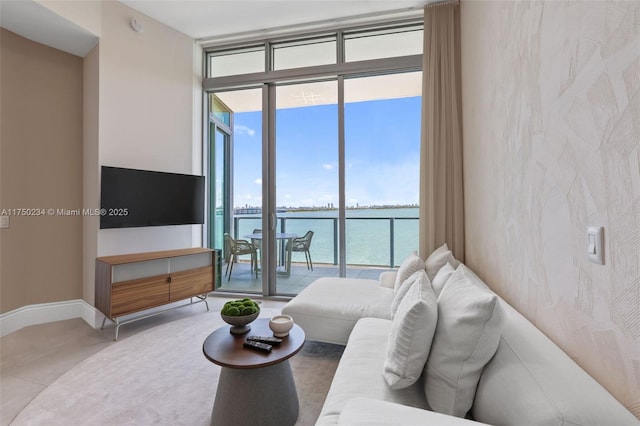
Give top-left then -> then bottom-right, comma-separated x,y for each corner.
243,232 -> 298,277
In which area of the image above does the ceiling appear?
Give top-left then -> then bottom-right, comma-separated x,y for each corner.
0,0 -> 429,56
120,0 -> 430,43
0,0 -> 99,56
215,71 -> 423,113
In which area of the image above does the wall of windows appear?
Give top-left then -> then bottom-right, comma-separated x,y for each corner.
204,20 -> 423,296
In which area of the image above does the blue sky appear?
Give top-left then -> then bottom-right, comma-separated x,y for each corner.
232,96 -> 421,208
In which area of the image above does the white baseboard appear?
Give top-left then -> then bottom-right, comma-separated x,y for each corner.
0,299 -> 99,337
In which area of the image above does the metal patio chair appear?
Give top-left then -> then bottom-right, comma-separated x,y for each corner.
224,233 -> 258,281
288,230 -> 314,270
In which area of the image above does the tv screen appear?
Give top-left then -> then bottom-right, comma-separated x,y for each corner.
100,166 -> 205,229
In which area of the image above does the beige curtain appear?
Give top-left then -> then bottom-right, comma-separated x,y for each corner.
419,1 -> 465,262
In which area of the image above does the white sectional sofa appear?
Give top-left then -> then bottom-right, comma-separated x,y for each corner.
283,246 -> 639,426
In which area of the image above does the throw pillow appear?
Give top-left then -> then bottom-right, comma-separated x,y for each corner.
424,243 -> 460,281
390,269 -> 422,317
424,266 -> 505,417
431,262 -> 456,299
383,270 -> 437,390
394,251 -> 425,293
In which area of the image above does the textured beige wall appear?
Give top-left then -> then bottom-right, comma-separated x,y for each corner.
0,28 -> 84,313
461,0 -> 640,416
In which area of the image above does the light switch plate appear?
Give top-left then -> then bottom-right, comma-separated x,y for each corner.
0,216 -> 9,229
587,226 -> 604,265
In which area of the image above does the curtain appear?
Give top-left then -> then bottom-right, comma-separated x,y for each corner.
419,1 -> 465,262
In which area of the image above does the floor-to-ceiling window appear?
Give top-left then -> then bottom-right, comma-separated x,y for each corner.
204,21 -> 423,296
344,72 -> 421,275
210,88 -> 263,293
274,80 -> 339,294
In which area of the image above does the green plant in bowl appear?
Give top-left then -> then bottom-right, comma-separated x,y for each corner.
221,298 -> 260,334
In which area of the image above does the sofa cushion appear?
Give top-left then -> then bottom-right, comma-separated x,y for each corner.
394,251 -> 425,292
425,243 -> 460,281
424,266 -> 505,417
378,270 -> 397,289
473,296 -> 640,426
315,318 -> 429,426
384,270 -> 437,389
390,269 -> 421,316
338,398 -> 489,426
432,262 -> 456,298
282,277 -> 394,345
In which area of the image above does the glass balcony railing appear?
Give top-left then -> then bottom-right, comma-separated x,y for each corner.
232,213 -> 419,268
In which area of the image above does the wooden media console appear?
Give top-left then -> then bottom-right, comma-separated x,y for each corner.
95,247 -> 217,339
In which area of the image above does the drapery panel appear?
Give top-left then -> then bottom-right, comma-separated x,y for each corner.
419,1 -> 465,261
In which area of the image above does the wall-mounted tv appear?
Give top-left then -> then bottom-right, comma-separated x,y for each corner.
100,166 -> 205,229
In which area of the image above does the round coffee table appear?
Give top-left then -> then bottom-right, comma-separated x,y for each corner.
202,318 -> 305,426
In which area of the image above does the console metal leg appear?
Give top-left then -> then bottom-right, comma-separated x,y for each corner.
114,318 -> 121,341
103,295 -> 210,341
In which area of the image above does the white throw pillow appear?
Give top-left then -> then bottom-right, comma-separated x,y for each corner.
394,251 -> 425,293
431,262 -> 456,299
424,266 -> 504,417
424,243 -> 460,281
384,270 -> 437,390
390,269 -> 422,317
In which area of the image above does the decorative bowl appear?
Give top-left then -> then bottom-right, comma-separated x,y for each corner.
269,314 -> 294,337
220,298 -> 261,335
221,311 -> 259,335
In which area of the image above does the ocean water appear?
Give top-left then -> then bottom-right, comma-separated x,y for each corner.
234,207 -> 419,267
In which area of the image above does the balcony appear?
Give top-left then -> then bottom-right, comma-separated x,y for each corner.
216,211 -> 417,295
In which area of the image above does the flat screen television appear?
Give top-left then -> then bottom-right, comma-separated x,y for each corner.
100,166 -> 205,229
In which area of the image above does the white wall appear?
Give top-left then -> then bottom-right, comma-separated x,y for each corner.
96,1 -> 200,257
461,0 -> 640,416
41,0 -> 204,304
0,0 -> 203,331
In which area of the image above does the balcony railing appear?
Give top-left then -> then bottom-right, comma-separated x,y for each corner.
232,214 -> 419,268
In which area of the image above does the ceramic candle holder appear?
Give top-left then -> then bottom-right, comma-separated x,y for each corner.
269,315 -> 294,337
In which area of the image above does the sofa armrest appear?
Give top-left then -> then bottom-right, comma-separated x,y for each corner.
378,271 -> 397,289
338,398 -> 488,426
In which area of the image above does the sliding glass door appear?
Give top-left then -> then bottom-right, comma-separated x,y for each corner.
273,81 -> 338,294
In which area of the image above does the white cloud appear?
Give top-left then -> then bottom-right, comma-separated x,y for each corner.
254,178 -> 262,185
235,125 -> 256,136
322,163 -> 334,170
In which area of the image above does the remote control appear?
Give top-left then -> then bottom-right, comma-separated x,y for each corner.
247,335 -> 283,345
243,340 -> 272,353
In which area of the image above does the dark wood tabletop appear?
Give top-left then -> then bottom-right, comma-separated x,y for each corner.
203,318 -> 305,369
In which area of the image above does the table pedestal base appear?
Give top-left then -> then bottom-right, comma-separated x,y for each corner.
211,359 -> 299,426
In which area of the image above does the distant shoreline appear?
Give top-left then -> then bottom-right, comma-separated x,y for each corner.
233,205 -> 418,214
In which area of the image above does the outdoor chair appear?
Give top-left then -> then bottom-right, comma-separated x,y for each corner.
224,233 -> 258,281
289,230 -> 314,270
251,229 -> 262,271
